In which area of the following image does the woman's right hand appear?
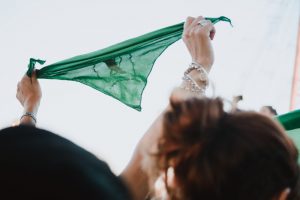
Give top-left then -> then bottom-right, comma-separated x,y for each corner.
182,16 -> 216,72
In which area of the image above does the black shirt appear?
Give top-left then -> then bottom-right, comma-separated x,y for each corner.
0,125 -> 131,200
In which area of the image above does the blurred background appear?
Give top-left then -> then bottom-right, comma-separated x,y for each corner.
0,0 -> 299,173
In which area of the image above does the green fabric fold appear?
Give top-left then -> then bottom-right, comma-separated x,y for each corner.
276,110 -> 300,131
287,128 -> 300,163
27,58 -> 45,77
27,16 -> 232,111
276,110 -> 300,163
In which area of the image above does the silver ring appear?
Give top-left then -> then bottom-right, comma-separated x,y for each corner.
198,20 -> 209,27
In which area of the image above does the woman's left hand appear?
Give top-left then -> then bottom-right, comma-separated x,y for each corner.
16,70 -> 42,117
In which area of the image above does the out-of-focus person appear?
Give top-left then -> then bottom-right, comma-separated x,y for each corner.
260,105 -> 278,117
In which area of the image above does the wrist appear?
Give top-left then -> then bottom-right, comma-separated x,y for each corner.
193,59 -> 212,73
24,100 -> 40,114
189,61 -> 209,85
180,62 -> 209,96
20,112 -> 37,126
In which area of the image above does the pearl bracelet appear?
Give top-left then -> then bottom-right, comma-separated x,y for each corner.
184,62 -> 209,86
181,62 -> 209,95
181,74 -> 206,94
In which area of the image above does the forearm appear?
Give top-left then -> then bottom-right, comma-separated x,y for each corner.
121,113 -> 164,200
120,150 -> 150,200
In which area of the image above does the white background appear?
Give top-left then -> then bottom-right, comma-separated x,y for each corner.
0,0 -> 299,173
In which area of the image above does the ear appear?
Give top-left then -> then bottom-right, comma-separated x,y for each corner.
277,188 -> 291,200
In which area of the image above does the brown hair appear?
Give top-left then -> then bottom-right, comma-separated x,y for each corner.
154,97 -> 300,200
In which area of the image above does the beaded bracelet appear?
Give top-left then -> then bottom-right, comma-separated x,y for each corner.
181,62 -> 209,95
181,74 -> 206,93
184,62 -> 209,86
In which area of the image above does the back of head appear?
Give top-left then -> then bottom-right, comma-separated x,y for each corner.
0,126 -> 130,200
155,97 -> 300,200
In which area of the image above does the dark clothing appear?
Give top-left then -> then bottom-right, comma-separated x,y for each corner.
0,126 -> 131,200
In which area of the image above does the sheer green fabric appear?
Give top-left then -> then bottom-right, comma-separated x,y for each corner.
287,128 -> 300,163
277,110 -> 300,163
27,16 -> 232,111
276,110 -> 300,131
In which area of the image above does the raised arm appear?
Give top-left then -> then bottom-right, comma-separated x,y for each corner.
16,70 -> 42,126
120,16 -> 216,200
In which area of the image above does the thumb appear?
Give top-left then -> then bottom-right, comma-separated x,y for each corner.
31,70 -> 38,83
204,21 -> 215,40
210,26 -> 216,40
